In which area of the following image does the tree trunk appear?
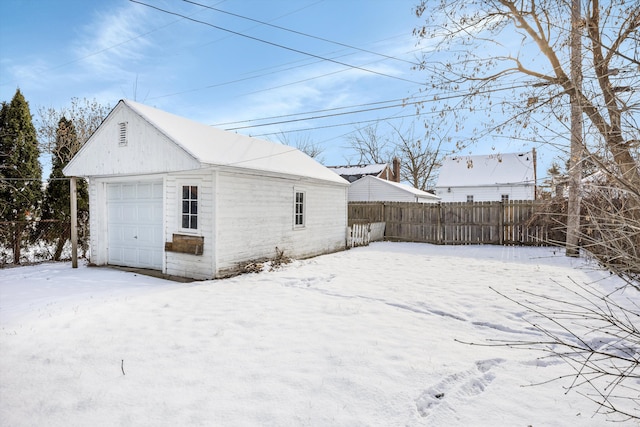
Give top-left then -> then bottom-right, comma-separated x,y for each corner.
53,237 -> 66,261
566,0 -> 583,258
12,223 -> 22,264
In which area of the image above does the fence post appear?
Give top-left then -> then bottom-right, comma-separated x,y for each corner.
437,202 -> 443,244
70,177 -> 78,268
499,201 -> 504,245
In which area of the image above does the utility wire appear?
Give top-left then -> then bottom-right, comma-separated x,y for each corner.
212,97 -> 415,126
182,0 -> 420,66
224,101 -> 411,131
223,81 -> 534,133
149,42 -> 423,102
129,0 -> 423,85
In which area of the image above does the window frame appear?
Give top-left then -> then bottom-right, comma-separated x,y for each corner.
180,185 -> 198,231
466,195 -> 474,203
501,194 -> 510,203
294,190 -> 306,229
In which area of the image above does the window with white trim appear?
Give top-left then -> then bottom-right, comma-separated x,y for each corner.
118,122 -> 127,146
501,194 -> 509,203
466,195 -> 474,203
181,185 -> 198,229
294,191 -> 305,227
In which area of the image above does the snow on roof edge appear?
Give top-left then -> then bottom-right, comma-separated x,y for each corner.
122,100 -> 348,185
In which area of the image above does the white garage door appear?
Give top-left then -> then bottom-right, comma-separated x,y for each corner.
107,181 -> 163,270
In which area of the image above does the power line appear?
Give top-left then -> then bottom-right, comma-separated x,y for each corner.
147,38 -> 422,102
224,101 -> 411,131
212,97 -> 414,127
182,0 -> 420,66
225,82 -> 535,134
129,0 -> 423,85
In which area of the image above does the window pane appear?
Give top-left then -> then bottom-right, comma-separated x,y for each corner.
182,186 -> 189,199
191,201 -> 198,214
182,215 -> 189,228
191,216 -> 197,229
191,186 -> 198,199
182,201 -> 189,214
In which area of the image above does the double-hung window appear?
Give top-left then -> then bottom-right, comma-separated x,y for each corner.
294,191 -> 305,228
182,185 -> 198,230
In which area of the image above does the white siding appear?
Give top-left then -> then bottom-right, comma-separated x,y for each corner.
164,171 -> 215,280
436,185 -> 535,202
214,172 -> 347,277
65,104 -> 199,177
348,175 -> 439,203
349,178 -> 416,202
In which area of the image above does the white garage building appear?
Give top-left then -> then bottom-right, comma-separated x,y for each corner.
63,100 -> 348,280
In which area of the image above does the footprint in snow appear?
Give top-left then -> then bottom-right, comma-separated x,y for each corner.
415,358 -> 505,418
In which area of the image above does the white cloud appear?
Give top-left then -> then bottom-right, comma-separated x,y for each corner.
73,2 -> 155,80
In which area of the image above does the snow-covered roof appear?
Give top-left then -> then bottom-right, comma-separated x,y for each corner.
328,164 -> 388,176
436,151 -> 536,188
124,100 -> 347,185
350,175 -> 440,203
367,176 -> 439,199
65,100 -> 347,185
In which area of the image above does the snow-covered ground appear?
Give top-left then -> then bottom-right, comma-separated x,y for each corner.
0,242 -> 635,426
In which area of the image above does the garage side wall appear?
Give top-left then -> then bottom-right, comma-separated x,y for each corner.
215,172 -> 347,277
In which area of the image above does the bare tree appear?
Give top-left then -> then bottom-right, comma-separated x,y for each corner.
414,1 -> 640,417
346,123 -> 393,165
413,0 -> 640,213
37,97 -> 111,154
347,122 -> 445,190
489,277 -> 639,421
276,132 -> 325,162
390,123 -> 445,191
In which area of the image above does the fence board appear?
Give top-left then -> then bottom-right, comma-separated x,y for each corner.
348,200 -> 556,246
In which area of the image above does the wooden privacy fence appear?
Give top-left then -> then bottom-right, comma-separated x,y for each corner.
349,201 -> 555,246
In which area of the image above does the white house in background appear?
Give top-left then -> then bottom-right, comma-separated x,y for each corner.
328,158 -> 400,183
348,175 -> 440,203
63,100 -> 349,280
435,151 -> 537,202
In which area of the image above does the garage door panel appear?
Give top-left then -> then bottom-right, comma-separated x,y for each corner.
137,205 -> 154,222
107,181 -> 163,270
122,184 -> 137,199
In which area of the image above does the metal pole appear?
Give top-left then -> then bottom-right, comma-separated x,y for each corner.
70,177 -> 78,268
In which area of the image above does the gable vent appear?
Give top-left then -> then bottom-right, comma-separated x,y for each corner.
118,122 -> 128,146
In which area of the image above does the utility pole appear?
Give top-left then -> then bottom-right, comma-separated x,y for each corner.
566,0 -> 583,257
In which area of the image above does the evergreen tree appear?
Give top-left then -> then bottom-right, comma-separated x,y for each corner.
0,89 -> 43,264
41,117 -> 89,260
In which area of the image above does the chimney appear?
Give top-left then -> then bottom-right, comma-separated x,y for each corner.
392,157 -> 401,182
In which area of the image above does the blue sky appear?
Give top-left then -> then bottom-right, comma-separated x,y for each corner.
0,0 -> 554,177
